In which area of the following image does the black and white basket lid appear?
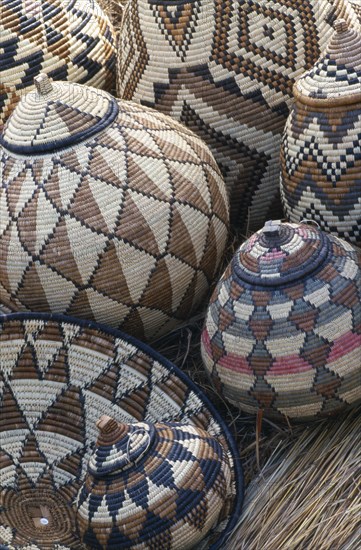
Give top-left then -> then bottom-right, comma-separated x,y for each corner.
295,19 -> 361,103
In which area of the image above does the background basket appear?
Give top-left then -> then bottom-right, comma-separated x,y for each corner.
0,312 -> 243,549
280,19 -> 361,246
117,0 -> 360,232
0,0 -> 116,126
349,0 -> 361,23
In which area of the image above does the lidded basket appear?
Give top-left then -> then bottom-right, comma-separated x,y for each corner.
280,19 -> 361,246
0,0 -> 116,125
201,221 -> 361,421
76,415 -> 232,549
0,75 -> 229,341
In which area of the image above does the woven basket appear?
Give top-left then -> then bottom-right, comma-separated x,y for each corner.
76,415 -> 232,549
201,221 -> 361,421
0,0 -> 116,126
349,0 -> 361,23
280,19 -> 361,247
0,312 -> 243,549
117,0 -> 360,231
0,75 -> 229,342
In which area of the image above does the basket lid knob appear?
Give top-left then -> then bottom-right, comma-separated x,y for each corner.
34,73 -> 53,96
233,222 -> 331,287
90,418 -> 156,476
96,415 -> 118,434
333,19 -> 348,33
262,219 -> 281,238
96,415 -> 129,446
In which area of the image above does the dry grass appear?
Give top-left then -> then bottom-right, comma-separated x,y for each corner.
153,321 -> 361,550
96,0 -> 126,30
227,406 -> 361,550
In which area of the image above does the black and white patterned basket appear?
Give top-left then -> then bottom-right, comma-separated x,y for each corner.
280,19 -> 361,246
0,0 -> 116,125
76,415 -> 233,549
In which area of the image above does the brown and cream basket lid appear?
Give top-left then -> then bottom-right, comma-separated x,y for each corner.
76,415 -> 232,549
201,221 -> 361,421
0,75 -> 229,341
1,74 -> 119,154
0,0 -> 116,125
294,18 -> 361,103
0,312 -> 243,549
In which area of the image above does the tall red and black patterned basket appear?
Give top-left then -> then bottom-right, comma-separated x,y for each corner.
0,0 -> 116,125
0,313 -> 243,549
280,19 -> 361,246
201,221 -> 361,421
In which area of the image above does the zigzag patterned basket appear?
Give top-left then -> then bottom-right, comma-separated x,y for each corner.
0,313 -> 243,549
76,415 -> 233,549
117,0 -> 360,231
281,19 -> 361,246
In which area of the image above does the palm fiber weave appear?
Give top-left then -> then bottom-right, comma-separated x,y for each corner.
117,0 -> 360,230
349,0 -> 361,23
280,19 -> 361,246
0,0 -> 116,125
0,313 -> 243,549
201,221 -> 361,421
0,76 -> 229,342
76,416 -> 232,549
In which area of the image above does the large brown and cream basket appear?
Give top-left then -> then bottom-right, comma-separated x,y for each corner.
0,312 -> 243,549
0,75 -> 229,342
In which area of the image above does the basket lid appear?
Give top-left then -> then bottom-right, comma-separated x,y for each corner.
90,416 -> 157,476
77,414 -> 232,549
0,74 -> 119,155
233,221 -> 331,287
294,19 -> 361,105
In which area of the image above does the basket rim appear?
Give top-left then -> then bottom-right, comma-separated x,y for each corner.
0,310 -> 244,549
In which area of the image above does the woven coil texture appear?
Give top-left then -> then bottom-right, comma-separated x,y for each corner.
201,221 -> 361,421
0,313 -> 243,549
0,0 -> 116,125
349,0 -> 361,23
0,77 -> 229,342
76,416 -> 232,549
117,0 -> 359,231
280,19 -> 361,246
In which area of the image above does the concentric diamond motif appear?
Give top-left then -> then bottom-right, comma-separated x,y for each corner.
118,0 -> 354,230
